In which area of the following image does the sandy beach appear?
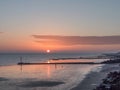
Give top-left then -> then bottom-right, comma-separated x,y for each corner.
71,64 -> 120,90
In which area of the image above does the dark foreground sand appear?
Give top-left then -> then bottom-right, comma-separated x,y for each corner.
19,81 -> 64,87
71,64 -> 120,90
0,77 -> 9,81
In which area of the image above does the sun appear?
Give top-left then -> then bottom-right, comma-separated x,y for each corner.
46,49 -> 50,53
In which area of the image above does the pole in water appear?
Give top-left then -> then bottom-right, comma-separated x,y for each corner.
20,57 -> 23,63
20,57 -> 23,72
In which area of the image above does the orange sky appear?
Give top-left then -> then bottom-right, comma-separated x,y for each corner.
0,1 -> 120,53
0,34 -> 120,53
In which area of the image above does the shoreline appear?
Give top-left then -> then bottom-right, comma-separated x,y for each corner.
71,64 -> 120,90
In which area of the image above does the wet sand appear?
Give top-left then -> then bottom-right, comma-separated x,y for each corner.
19,80 -> 64,87
0,77 -> 9,81
71,64 -> 120,90
0,64 -> 119,90
0,64 -> 99,90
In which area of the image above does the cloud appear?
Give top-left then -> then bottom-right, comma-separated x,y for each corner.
32,35 -> 120,46
0,32 -> 3,34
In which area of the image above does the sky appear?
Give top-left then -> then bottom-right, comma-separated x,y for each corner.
0,0 -> 120,53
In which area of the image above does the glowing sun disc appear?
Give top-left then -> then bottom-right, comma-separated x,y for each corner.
46,49 -> 50,53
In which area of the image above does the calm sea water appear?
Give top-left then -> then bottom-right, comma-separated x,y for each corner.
0,53 -> 103,90
0,53 -> 100,65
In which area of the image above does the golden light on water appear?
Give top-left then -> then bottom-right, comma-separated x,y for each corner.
47,60 -> 50,63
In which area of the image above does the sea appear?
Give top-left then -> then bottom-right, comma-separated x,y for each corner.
0,53 -> 105,90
